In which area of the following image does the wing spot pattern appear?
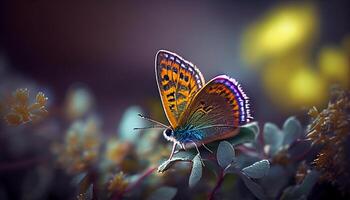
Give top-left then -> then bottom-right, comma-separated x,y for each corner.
157,51 -> 205,125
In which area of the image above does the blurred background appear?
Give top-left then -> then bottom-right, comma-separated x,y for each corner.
0,1 -> 349,199
1,1 -> 349,127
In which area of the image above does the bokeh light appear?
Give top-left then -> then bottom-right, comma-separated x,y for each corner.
288,68 -> 327,108
64,86 -> 94,120
241,2 -> 349,111
319,46 -> 349,88
242,3 -> 318,66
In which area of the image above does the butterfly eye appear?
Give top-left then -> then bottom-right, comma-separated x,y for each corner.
164,128 -> 173,137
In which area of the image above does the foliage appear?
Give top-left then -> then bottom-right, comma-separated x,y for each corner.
281,170 -> 319,200
157,123 -> 271,199
2,86 -> 349,200
147,186 -> 177,200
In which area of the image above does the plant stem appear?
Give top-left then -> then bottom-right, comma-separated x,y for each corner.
125,166 -> 157,193
112,166 -> 157,200
208,169 -> 224,200
89,169 -> 99,200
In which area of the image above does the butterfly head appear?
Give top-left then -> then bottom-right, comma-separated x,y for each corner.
163,128 -> 175,142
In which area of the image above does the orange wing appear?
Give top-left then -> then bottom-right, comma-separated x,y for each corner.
155,50 -> 205,128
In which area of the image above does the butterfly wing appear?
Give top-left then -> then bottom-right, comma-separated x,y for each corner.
155,50 -> 205,128
176,75 -> 252,144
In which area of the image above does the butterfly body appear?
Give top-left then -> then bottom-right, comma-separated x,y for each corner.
174,125 -> 204,143
155,50 -> 252,158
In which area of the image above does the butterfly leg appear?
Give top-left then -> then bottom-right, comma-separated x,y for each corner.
190,140 -> 205,166
169,142 -> 177,160
181,143 -> 187,151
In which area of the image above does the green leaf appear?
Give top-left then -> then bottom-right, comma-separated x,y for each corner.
217,141 -> 235,169
242,160 -> 270,179
189,154 -> 202,188
204,160 -> 220,177
280,170 -> 319,200
224,165 -> 238,175
282,116 -> 302,147
71,172 -> 88,186
244,121 -> 260,135
157,151 -> 195,173
147,186 -> 177,200
259,165 -> 289,198
238,172 -> 268,200
298,170 -> 319,196
229,122 -> 259,146
76,173 -> 92,198
263,123 -> 283,156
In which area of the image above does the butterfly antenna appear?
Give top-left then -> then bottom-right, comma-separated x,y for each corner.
137,113 -> 168,128
190,140 -> 205,166
133,126 -> 165,131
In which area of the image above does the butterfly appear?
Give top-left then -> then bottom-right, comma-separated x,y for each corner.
137,50 -> 252,160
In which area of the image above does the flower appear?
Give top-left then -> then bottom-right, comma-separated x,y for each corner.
107,172 -> 129,194
64,87 -> 94,120
105,139 -> 132,165
307,89 -> 350,193
4,88 -> 48,126
54,117 -> 101,174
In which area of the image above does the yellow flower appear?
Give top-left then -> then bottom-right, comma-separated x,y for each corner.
105,139 -> 132,165
55,117 -> 101,174
4,88 -> 48,126
108,172 -> 129,194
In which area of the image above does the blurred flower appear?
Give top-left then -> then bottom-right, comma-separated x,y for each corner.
107,172 -> 129,194
118,106 -> 145,143
65,87 -> 94,120
242,3 -> 318,65
101,137 -> 141,174
102,138 -> 140,173
307,89 -> 350,193
4,88 -> 48,126
241,3 -> 350,111
147,144 -> 170,167
54,117 -> 101,174
262,59 -> 327,110
319,46 -> 349,88
105,139 -> 132,165
288,68 -> 327,108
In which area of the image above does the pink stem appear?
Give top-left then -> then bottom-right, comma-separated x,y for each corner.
208,169 -> 224,200
112,166 -> 157,200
